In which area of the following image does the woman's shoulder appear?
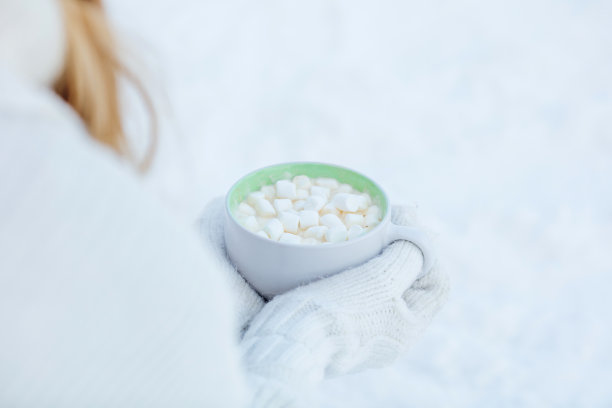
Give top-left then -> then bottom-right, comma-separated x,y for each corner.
0,68 -> 135,191
0,68 -> 80,126
0,68 -> 101,170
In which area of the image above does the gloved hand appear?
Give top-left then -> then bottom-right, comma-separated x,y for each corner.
199,198 -> 449,408
239,206 -> 449,407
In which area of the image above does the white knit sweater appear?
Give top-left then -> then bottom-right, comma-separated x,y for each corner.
0,72 -> 251,407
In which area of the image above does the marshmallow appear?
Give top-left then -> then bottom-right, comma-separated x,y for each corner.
302,237 -> 320,245
320,202 -> 340,216
238,202 -> 256,216
279,232 -> 302,244
348,225 -> 364,240
296,188 -> 309,199
303,195 -> 326,212
356,196 -> 368,211
236,176 -> 380,245
276,180 -> 297,199
263,218 -> 284,241
326,226 -> 348,243
247,191 -> 265,206
253,197 -> 276,217
365,205 -> 381,226
256,230 -> 270,239
367,205 -> 380,216
365,213 -> 381,227
304,225 -> 328,240
310,185 -> 330,199
359,193 -> 378,208
315,177 -> 339,189
299,210 -> 319,229
359,193 -> 372,210
279,211 -> 300,234
273,198 -> 292,213
344,213 -> 365,227
257,216 -> 271,228
261,185 -> 276,199
320,213 -> 344,229
338,183 -> 353,193
240,215 -> 259,231
333,193 -> 361,212
293,175 -> 312,189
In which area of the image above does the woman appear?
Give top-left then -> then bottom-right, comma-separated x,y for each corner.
0,0 -> 449,406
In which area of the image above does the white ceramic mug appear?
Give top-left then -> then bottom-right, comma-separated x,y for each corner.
224,162 -> 434,298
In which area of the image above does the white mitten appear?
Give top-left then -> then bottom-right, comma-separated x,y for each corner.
241,206 -> 449,407
198,198 -> 265,332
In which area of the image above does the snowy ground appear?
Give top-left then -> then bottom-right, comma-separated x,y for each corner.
108,1 -> 612,406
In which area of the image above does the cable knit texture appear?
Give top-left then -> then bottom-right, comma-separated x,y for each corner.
240,207 -> 450,407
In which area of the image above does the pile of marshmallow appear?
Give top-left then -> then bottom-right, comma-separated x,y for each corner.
234,175 -> 382,244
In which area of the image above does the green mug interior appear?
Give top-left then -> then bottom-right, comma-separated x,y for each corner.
227,162 -> 389,219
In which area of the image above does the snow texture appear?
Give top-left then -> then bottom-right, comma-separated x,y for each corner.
107,0 -> 612,406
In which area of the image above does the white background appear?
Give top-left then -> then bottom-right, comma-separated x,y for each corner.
107,1 -> 612,406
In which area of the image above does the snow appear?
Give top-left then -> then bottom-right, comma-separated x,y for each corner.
107,0 -> 612,406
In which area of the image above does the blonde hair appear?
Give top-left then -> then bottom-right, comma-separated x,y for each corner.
53,0 -> 156,171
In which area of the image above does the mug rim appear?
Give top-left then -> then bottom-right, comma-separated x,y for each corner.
225,161 -> 391,248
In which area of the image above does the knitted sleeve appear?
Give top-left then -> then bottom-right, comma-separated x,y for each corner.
198,198 -> 265,332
